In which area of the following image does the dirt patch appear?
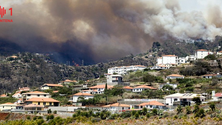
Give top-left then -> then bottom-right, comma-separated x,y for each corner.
0,113 -> 9,120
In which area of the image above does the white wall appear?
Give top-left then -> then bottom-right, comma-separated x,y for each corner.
195,51 -> 209,59
73,95 -> 94,102
162,56 -> 177,65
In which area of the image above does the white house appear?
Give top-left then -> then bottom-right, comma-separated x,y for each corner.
41,84 -> 63,90
106,74 -> 123,85
108,65 -> 146,75
12,92 -> 22,98
132,85 -> 156,93
150,65 -> 169,70
217,51 -> 222,55
73,92 -> 94,102
88,84 -> 113,94
0,102 -> 16,111
157,55 -> 178,65
138,101 -> 165,109
22,91 -> 51,100
102,103 -> 130,114
165,93 -> 206,106
195,49 -> 212,59
166,74 -> 184,79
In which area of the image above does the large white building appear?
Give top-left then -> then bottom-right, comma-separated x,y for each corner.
108,65 -> 146,75
195,49 -> 212,59
164,93 -> 205,106
157,55 -> 178,65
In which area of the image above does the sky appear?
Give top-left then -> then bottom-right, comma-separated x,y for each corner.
0,0 -> 222,65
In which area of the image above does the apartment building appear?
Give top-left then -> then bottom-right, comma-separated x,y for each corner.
108,65 -> 146,75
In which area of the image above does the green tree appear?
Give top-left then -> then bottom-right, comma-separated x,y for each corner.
142,107 -> 147,115
209,103 -> 216,111
192,97 -> 201,105
185,106 -> 191,114
177,105 -> 183,114
152,109 -> 158,115
193,105 -> 199,113
195,108 -> 205,118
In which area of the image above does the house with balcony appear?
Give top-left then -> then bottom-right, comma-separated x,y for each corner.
108,65 -> 146,75
132,85 -> 157,93
25,98 -> 60,106
22,91 -> 51,100
165,93 -> 206,106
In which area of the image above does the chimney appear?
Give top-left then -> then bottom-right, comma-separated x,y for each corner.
212,90 -> 215,97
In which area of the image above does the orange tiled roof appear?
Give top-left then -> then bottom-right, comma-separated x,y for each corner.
1,102 -> 15,105
167,74 -> 184,77
123,86 -> 133,90
23,91 -> 49,94
162,55 -> 177,57
202,74 -> 217,77
197,49 -> 208,52
25,98 -> 59,102
89,84 -> 113,89
0,94 -> 7,97
134,85 -> 156,90
44,84 -> 63,87
139,101 -> 165,106
74,92 -> 93,96
103,103 -> 130,107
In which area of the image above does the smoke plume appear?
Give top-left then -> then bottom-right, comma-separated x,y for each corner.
0,0 -> 222,64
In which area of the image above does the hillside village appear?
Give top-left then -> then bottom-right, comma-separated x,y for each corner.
1,48 -> 222,123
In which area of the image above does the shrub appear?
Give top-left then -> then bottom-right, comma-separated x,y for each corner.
26,116 -> 30,120
185,106 -> 192,114
47,109 -> 52,114
152,109 -> 158,115
53,110 -> 57,114
209,103 -> 216,111
177,105 -> 183,114
142,108 -> 147,115
195,108 -> 205,118
146,113 -> 150,118
135,112 -> 139,119
120,111 -> 131,118
193,105 -> 199,113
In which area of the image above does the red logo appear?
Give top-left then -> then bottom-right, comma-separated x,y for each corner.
0,6 -> 6,18
0,6 -> 13,22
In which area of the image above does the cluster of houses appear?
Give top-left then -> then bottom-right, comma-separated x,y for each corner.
151,49 -> 214,70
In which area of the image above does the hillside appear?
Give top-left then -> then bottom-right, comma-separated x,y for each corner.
1,36 -> 222,93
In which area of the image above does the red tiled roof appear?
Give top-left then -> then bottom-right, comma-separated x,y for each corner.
139,101 -> 165,106
0,94 -> 7,97
202,74 -> 217,77
25,98 -> 59,102
162,55 -> 177,57
167,74 -> 184,77
89,84 -> 113,89
103,103 -> 130,107
74,92 -> 93,96
1,102 -> 15,105
23,91 -> 49,94
215,93 -> 222,97
123,86 -> 133,90
197,49 -> 208,52
134,85 -> 156,90
44,84 -> 63,87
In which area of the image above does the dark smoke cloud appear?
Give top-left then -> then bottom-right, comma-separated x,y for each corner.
0,0 -> 222,64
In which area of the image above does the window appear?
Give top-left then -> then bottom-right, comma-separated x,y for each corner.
44,95 -> 46,97
37,95 -> 40,97
38,102 -> 40,105
3,106 -> 4,108
43,102 -> 46,105
49,102 -> 52,105
27,94 -> 30,96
